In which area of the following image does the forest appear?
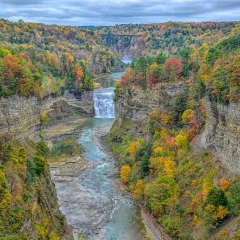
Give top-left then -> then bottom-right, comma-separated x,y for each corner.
0,19 -> 124,98
84,21 -> 239,58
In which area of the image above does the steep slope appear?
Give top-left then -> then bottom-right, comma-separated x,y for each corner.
201,93 -> 240,172
107,83 -> 240,239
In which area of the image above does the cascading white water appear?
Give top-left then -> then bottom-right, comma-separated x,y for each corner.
94,87 -> 115,118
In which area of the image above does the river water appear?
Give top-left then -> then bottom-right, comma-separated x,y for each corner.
54,73 -> 151,240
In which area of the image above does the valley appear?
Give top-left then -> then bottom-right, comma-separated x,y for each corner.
0,19 -> 239,240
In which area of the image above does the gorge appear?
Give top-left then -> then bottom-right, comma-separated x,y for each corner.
0,19 -> 240,240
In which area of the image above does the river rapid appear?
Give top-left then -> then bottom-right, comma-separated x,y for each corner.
54,73 -> 151,240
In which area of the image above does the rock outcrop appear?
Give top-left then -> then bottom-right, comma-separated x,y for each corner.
42,90 -> 93,127
115,87 -> 159,120
0,90 -> 93,143
201,93 -> 240,171
115,83 -> 185,121
0,95 -> 41,143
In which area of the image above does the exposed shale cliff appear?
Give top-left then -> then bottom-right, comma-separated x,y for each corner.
0,95 -> 41,143
201,93 -> 240,172
0,90 -> 93,143
115,84 -> 185,121
115,86 -> 240,172
109,85 -> 240,239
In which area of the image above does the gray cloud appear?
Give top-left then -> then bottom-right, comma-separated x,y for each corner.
1,0 -> 240,26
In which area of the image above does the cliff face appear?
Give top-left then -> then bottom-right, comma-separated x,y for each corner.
42,90 -> 94,127
115,84 -> 185,121
0,95 -> 41,143
0,90 -> 93,143
115,86 -> 240,172
201,94 -> 240,171
115,87 -> 159,121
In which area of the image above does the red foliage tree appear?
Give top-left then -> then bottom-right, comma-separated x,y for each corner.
165,58 -> 182,80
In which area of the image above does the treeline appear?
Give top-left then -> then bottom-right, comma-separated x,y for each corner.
89,21 -> 238,57
119,27 -> 240,104
0,19 -> 123,97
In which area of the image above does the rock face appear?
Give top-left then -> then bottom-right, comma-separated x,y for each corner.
42,90 -> 94,127
0,95 -> 41,143
201,94 -> 240,171
115,84 -> 185,120
115,87 -> 160,120
0,90 -> 93,143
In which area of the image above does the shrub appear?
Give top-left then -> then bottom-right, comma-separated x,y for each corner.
33,155 -> 46,175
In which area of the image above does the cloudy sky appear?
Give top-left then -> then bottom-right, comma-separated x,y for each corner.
1,0 -> 240,26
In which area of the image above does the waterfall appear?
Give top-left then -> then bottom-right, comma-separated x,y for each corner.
94,87 -> 115,118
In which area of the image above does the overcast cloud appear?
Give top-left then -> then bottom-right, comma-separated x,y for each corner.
1,0 -> 240,26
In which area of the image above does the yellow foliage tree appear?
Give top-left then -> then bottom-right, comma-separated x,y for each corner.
202,181 -> 214,198
120,165 -> 131,183
212,205 -> 228,221
175,130 -> 189,148
161,113 -> 171,124
133,180 -> 144,200
182,109 -> 194,123
127,142 -> 138,159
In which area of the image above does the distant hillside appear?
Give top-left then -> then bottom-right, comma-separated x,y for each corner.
0,19 -> 124,98
84,21 -> 239,57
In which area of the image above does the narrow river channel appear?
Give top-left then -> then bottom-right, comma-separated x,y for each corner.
54,73 -> 151,240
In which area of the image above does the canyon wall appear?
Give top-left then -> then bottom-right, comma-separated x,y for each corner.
0,90 -> 93,143
42,90 -> 93,127
201,93 -> 240,171
0,95 -> 41,143
0,90 -> 94,238
115,86 -> 240,172
115,83 -> 185,121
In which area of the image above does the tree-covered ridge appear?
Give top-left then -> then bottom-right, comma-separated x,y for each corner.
108,88 -> 240,239
85,21 -> 239,57
0,19 -> 124,97
119,27 -> 240,103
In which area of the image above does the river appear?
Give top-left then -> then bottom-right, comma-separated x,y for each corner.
54,73 -> 151,240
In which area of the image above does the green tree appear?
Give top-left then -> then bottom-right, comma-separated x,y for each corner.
203,187 -> 228,209
211,65 -> 228,103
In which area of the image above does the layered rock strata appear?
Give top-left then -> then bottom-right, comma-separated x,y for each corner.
0,90 -> 93,143
201,94 -> 240,171
115,84 -> 184,120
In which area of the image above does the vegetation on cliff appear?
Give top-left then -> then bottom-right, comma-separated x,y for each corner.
108,97 -> 240,239
0,139 -> 69,239
108,24 -> 240,239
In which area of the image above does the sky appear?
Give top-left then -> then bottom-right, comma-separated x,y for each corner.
1,0 -> 240,26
